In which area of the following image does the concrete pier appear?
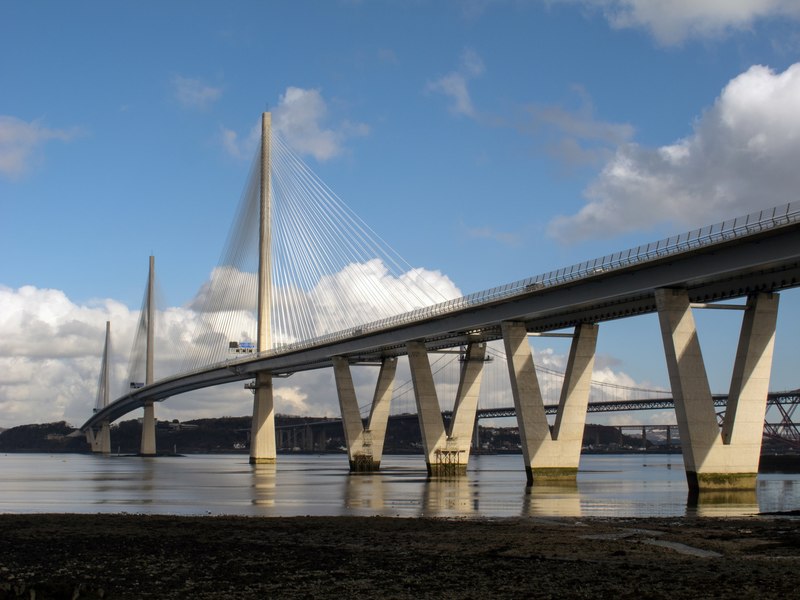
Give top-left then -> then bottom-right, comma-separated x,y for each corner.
140,401 -> 156,456
250,371 -> 277,464
655,289 -> 779,491
333,356 -> 397,471
502,321 -> 598,485
407,341 -> 486,476
88,421 -> 111,454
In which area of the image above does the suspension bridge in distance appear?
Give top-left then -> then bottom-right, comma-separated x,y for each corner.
82,112 -> 800,493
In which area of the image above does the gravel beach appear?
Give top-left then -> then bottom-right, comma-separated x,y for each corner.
1,513 -> 799,599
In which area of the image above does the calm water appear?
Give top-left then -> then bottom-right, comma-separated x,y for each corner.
2,453 -> 799,518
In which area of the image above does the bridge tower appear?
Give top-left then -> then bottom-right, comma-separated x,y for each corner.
88,320 -> 112,453
250,112 -> 277,464
140,255 -> 157,456
656,289 -> 779,492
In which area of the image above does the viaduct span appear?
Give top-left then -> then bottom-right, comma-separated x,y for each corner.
83,113 -> 800,493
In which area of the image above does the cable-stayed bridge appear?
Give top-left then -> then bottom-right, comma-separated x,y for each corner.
82,113 -> 800,492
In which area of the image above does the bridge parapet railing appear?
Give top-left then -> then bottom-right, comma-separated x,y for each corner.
222,202 -> 799,366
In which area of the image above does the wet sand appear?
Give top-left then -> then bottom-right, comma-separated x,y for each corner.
1,513 -> 798,599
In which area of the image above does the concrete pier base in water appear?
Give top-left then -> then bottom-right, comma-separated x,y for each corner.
140,401 -> 156,457
687,472 -> 758,491
502,321 -> 598,486
89,421 -> 111,454
333,356 -> 397,472
349,455 -> 381,472
526,467 -> 580,485
407,341 -> 486,477
655,289 -> 779,493
250,371 -> 276,465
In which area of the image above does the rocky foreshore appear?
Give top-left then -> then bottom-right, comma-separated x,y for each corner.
1,513 -> 798,599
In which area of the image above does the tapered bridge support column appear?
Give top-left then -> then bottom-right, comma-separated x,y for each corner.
250,371 -> 276,464
333,356 -> 397,472
140,401 -> 156,456
655,289 -> 779,492
501,321 -> 598,485
89,421 -> 111,454
407,341 -> 486,476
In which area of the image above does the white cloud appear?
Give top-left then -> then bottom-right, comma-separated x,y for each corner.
548,63 -> 800,242
563,0 -> 800,45
426,49 -> 485,118
0,116 -> 78,179
273,87 -> 369,161
272,87 -> 341,160
222,87 -> 369,161
171,75 -> 222,110
0,258 -> 460,428
0,269 -> 664,432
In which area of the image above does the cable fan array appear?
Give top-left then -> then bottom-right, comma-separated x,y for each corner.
126,277 -> 152,391
181,130 -> 455,372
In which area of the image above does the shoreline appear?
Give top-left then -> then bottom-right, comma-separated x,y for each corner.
1,513 -> 799,599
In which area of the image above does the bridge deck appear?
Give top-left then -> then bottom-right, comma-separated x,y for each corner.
83,205 -> 800,431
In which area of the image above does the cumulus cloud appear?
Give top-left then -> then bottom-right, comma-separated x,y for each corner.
273,87 -> 369,161
220,125 -> 258,160
171,75 -> 222,110
0,272 -> 661,430
548,63 -> 800,242
221,87 -> 369,161
184,260 -> 462,353
0,257 -> 460,427
562,0 -> 800,45
0,116 -> 79,179
426,49 -> 485,118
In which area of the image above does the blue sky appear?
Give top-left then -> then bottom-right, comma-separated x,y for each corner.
2,0 -> 800,428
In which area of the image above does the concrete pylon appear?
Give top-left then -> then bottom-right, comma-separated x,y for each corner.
140,256 -> 157,457
250,112 -> 277,465
333,356 -> 398,471
501,321 -> 598,485
655,288 -> 779,492
406,341 -> 487,476
90,321 -> 112,454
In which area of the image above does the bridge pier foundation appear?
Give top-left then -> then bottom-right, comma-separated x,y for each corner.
88,421 -> 111,454
250,372 -> 276,464
407,341 -> 486,476
333,356 -> 397,471
140,401 -> 156,456
656,289 -> 779,492
502,321 -> 598,486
